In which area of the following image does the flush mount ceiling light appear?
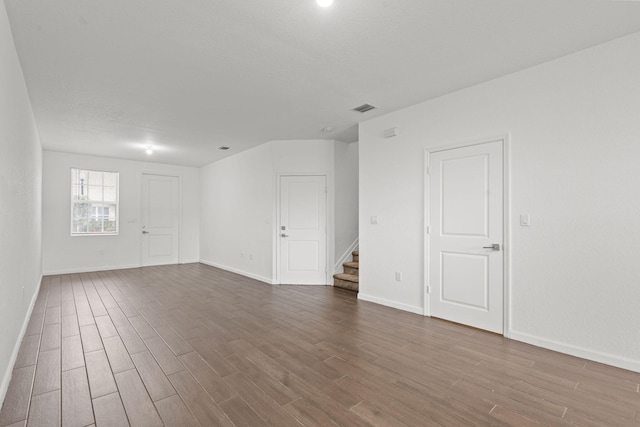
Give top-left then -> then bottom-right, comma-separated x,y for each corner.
317,0 -> 333,7
145,145 -> 153,155
322,127 -> 334,133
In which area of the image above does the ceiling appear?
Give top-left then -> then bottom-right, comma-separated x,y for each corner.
5,0 -> 640,167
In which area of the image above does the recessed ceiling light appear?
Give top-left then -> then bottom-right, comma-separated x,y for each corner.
145,145 -> 153,155
317,0 -> 333,7
218,146 -> 230,151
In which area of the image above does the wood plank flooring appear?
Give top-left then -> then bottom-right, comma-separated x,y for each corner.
1,263 -> 639,426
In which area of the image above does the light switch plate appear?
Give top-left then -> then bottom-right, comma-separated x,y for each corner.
370,216 -> 378,224
520,214 -> 531,226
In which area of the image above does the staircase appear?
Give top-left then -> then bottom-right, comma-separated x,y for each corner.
333,250 -> 359,292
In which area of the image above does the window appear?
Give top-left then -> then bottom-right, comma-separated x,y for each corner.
71,168 -> 119,235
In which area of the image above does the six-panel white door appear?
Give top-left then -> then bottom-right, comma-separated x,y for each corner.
279,175 -> 327,285
141,174 -> 180,266
428,140 -> 504,333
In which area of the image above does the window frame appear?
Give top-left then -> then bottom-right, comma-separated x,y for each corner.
70,168 -> 120,236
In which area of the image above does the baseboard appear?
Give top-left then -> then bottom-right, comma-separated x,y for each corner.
0,274 -> 43,408
199,259 -> 275,285
334,238 -> 359,274
179,259 -> 200,264
358,293 -> 424,315
42,264 -> 140,275
509,330 -> 640,374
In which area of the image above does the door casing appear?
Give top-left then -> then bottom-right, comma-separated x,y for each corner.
424,135 -> 511,337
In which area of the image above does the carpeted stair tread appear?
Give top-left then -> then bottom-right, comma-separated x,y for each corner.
333,275 -> 359,292
352,250 -> 359,256
334,250 -> 359,292
334,273 -> 359,283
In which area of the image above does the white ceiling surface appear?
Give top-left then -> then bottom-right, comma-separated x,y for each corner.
5,1 -> 640,167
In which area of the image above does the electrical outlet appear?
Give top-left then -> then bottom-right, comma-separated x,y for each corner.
395,272 -> 403,282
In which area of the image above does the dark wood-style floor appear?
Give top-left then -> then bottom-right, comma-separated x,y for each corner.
1,264 -> 639,426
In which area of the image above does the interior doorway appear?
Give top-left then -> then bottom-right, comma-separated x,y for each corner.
426,138 -> 507,334
141,174 -> 180,266
278,175 -> 327,284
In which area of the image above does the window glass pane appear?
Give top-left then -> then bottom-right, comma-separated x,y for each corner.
103,219 -> 117,232
88,186 -> 103,201
103,173 -> 117,187
88,171 -> 103,186
104,204 -> 117,220
103,187 -> 117,202
72,218 -> 89,233
72,185 -> 82,200
75,185 -> 89,200
73,202 -> 90,220
89,220 -> 103,233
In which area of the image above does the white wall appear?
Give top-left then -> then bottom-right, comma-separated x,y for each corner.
359,31 -> 640,372
0,3 -> 43,405
200,143 -> 275,282
334,141 -> 359,269
42,151 -> 200,274
200,139 -> 349,284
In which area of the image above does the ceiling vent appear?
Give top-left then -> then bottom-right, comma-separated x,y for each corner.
217,146 -> 230,151
352,103 -> 376,113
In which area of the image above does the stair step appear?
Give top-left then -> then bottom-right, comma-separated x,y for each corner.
333,273 -> 359,292
334,273 -> 358,283
352,250 -> 359,262
343,261 -> 359,276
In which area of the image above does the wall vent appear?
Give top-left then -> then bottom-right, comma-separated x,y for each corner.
352,103 -> 376,113
217,146 -> 230,150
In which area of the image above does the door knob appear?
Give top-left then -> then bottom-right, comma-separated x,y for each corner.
281,233 -> 289,237
142,231 -> 150,234
483,243 -> 500,251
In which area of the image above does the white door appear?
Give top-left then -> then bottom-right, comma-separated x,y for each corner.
428,139 -> 504,333
141,174 -> 180,266
279,175 -> 327,285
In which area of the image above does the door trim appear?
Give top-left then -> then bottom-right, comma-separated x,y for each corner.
275,173 -> 331,285
140,173 -> 181,267
424,134 -> 511,337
